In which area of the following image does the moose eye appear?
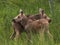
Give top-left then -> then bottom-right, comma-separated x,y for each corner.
18,16 -> 20,18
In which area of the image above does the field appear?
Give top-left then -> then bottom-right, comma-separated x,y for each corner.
0,0 -> 60,45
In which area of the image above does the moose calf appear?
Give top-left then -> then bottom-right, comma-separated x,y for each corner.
10,9 -> 27,39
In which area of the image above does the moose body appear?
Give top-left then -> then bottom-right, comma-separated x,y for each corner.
10,9 -> 52,39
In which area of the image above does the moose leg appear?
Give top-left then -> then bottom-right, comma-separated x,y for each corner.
14,29 -> 20,39
46,30 -> 53,39
39,26 -> 45,45
25,26 -> 33,44
45,25 -> 53,39
39,25 -> 45,39
10,27 -> 16,39
45,26 -> 54,45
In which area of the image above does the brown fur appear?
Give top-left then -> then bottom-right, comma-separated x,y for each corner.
10,10 -> 27,39
20,17 -> 53,39
10,22 -> 24,39
10,9 -> 52,39
27,8 -> 51,23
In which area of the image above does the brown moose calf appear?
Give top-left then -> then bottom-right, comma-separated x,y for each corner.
10,9 -> 27,39
20,17 -> 53,40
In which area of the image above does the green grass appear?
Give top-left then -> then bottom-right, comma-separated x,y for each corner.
0,0 -> 60,45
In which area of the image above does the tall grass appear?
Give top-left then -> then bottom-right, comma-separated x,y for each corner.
0,0 -> 60,45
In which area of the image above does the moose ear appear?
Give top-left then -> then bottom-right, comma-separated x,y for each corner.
18,16 -> 20,18
19,9 -> 23,16
39,8 -> 44,14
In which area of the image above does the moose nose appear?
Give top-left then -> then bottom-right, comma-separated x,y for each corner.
49,19 -> 51,23
12,19 -> 16,23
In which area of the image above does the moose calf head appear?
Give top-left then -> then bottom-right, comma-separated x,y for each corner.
12,9 -> 26,23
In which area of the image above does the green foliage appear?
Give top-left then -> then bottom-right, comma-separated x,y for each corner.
0,0 -> 60,45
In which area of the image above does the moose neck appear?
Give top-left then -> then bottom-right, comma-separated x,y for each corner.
20,17 -> 28,28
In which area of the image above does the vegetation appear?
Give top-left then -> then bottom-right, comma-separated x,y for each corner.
0,0 -> 60,45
